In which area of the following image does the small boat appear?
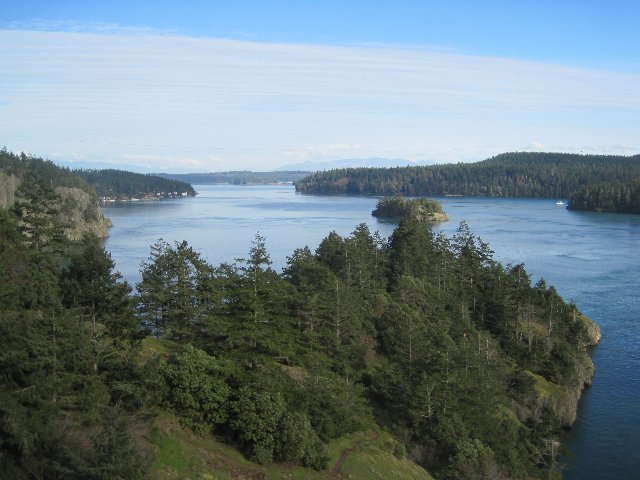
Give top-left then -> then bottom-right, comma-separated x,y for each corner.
555,201 -> 564,205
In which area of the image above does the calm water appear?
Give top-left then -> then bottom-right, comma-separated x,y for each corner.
103,184 -> 640,479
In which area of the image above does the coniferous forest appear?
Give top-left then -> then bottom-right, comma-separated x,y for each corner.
1,153 -> 601,479
74,169 -> 196,200
295,152 -> 640,207
568,179 -> 640,214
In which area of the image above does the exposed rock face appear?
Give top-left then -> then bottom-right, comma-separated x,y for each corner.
532,314 -> 600,427
55,186 -> 111,239
582,314 -> 602,346
0,172 -> 111,239
0,171 -> 20,208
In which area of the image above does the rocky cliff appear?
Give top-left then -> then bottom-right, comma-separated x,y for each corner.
56,186 -> 112,239
530,314 -> 601,427
0,172 -> 111,239
0,170 -> 20,209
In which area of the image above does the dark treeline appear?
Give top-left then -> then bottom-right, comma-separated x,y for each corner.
75,169 -> 196,199
568,179 -> 640,214
1,148 -> 93,193
295,152 -> 640,200
156,170 -> 310,185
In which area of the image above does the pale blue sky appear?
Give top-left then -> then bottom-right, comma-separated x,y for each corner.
1,1 -> 639,171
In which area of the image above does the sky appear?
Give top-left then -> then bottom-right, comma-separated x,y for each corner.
1,1 -> 639,172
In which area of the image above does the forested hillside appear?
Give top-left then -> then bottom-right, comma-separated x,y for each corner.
1,172 -> 599,479
0,197 -> 147,477
295,152 -> 640,200
75,169 -> 196,200
568,180 -> 640,214
0,149 -> 111,239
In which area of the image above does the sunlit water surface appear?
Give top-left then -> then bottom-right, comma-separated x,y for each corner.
102,184 -> 640,479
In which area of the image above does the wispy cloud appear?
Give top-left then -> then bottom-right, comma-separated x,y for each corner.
1,28 -> 638,170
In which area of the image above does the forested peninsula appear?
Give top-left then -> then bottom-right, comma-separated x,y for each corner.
75,168 -> 196,201
1,150 -> 600,479
568,180 -> 640,214
295,152 -> 640,207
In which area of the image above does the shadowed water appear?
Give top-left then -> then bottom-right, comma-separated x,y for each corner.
102,184 -> 640,479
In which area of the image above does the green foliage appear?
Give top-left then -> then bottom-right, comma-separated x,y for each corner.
296,151 -> 640,199
62,233 -> 141,344
568,178 -> 640,214
373,195 -> 444,220
1,152 -> 597,478
159,345 -> 230,435
11,172 -> 65,253
0,148 -> 92,192
0,164 -> 151,477
276,411 -> 329,470
74,168 -> 196,199
303,375 -> 372,441
137,239 -> 214,340
86,408 -> 148,480
229,387 -> 287,464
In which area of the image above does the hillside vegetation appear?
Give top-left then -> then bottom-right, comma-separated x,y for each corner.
568,179 -> 640,214
296,152 -> 640,202
1,163 -> 599,479
0,149 -> 111,239
75,169 -> 196,200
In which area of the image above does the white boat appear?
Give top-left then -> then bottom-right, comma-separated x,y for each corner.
556,201 -> 564,205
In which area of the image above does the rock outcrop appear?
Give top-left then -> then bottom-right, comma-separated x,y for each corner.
531,314 -> 600,427
56,186 -> 112,240
0,173 -> 111,239
0,171 -> 20,209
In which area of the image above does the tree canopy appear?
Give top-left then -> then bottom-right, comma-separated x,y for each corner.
1,152 -> 600,479
296,152 -> 640,203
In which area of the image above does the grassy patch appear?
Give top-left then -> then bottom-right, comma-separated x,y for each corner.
339,429 -> 433,480
138,337 -> 178,364
529,372 -> 568,400
149,412 -> 262,480
149,412 -> 433,480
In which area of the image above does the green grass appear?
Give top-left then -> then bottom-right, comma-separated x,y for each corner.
138,337 -> 178,364
338,429 -> 433,480
529,372 -> 568,400
149,411 -> 261,480
149,412 -> 433,479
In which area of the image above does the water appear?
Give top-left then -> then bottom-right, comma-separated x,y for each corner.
102,184 -> 640,479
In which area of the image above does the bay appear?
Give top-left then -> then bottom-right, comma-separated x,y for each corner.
102,184 -> 640,479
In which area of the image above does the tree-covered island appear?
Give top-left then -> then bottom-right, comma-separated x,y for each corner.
372,196 -> 448,222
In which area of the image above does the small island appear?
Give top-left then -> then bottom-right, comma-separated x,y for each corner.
372,195 -> 449,222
